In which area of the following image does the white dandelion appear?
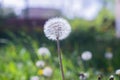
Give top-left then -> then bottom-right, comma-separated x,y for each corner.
43,67 -> 53,77
115,69 -> 120,75
79,72 -> 89,80
43,17 -> 71,80
36,60 -> 45,68
81,51 -> 92,61
30,76 -> 39,80
110,75 -> 114,78
44,17 -> 71,40
104,52 -> 113,60
37,47 -> 51,57
109,75 -> 114,80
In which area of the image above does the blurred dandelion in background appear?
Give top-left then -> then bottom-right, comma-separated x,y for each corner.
115,69 -> 120,76
105,48 -> 113,60
36,60 -> 45,68
104,52 -> 113,60
81,51 -> 92,71
115,69 -> 120,80
81,51 -> 92,61
37,47 -> 51,57
43,67 -> 53,77
79,72 -> 89,80
109,75 -> 114,80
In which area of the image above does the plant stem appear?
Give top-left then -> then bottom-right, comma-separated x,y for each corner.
56,37 -> 65,80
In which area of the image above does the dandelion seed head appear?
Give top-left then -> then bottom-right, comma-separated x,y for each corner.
115,69 -> 120,75
44,17 -> 71,40
43,67 -> 53,77
36,60 -> 45,68
81,51 -> 92,61
105,52 -> 113,60
79,72 -> 89,80
110,75 -> 114,78
37,47 -> 51,57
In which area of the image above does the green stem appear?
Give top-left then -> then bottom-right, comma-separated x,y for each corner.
56,37 -> 65,80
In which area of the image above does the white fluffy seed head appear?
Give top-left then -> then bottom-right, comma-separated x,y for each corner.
44,17 -> 71,40
110,75 -> 114,78
79,72 -> 89,80
37,47 -> 51,57
36,60 -> 45,68
43,67 -> 53,77
105,52 -> 113,60
81,51 -> 92,61
115,69 -> 120,75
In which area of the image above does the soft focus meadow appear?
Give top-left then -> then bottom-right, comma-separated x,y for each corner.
1,19 -> 120,80
0,0 -> 120,80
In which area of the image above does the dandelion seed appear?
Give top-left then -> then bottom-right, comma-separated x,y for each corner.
36,60 -> 45,68
105,52 -> 113,60
44,17 -> 71,40
79,72 -> 89,80
109,75 -> 114,80
115,69 -> 120,76
43,67 -> 53,77
37,47 -> 51,57
81,51 -> 92,61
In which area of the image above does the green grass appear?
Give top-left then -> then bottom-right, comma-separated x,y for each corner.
0,40 -> 119,80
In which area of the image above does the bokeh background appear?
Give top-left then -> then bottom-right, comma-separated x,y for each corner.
0,0 -> 120,80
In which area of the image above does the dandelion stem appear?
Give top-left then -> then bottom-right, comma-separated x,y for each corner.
56,37 -> 65,80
